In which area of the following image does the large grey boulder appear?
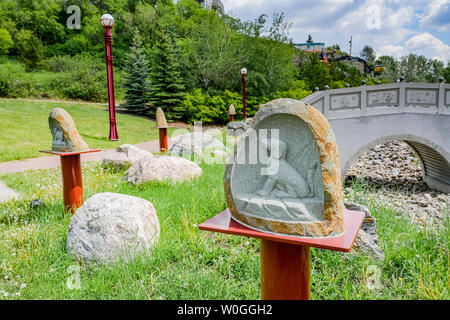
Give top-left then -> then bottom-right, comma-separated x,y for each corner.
169,132 -> 226,158
102,144 -> 152,170
124,155 -> 202,185
345,202 -> 385,260
66,192 -> 160,263
0,181 -> 21,203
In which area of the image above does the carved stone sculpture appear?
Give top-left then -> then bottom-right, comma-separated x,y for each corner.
48,108 -> 88,152
224,98 -> 345,237
156,107 -> 168,128
228,104 -> 236,115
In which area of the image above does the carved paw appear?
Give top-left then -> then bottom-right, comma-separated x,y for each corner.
256,189 -> 267,197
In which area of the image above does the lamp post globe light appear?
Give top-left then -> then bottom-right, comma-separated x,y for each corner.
240,68 -> 247,119
101,13 -> 119,141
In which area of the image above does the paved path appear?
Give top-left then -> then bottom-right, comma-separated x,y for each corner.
0,137 -> 177,175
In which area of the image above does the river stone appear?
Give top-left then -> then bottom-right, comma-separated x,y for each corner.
0,181 -> 21,203
345,202 -> 379,243
169,132 -> 226,158
226,121 -> 247,136
350,228 -> 385,261
102,144 -> 152,170
48,108 -> 88,152
224,98 -> 344,237
66,192 -> 160,263
124,155 -> 202,184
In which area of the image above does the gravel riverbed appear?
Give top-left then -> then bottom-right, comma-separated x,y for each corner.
344,140 -> 449,227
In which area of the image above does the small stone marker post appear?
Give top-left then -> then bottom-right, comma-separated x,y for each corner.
40,108 -> 101,213
228,104 -> 236,122
199,99 -> 365,300
156,107 -> 169,153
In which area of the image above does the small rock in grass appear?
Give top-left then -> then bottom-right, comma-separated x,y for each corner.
124,155 -> 202,185
102,144 -> 152,170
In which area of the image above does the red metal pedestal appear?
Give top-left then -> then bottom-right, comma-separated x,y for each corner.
159,128 -> 168,152
40,149 -> 101,213
199,209 -> 364,300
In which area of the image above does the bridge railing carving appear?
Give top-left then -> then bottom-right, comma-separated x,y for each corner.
301,82 -> 450,120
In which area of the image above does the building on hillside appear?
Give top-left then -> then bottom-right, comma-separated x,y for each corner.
294,42 -> 325,52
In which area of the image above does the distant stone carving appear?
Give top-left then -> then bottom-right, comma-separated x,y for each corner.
406,90 -> 437,105
156,107 -> 168,128
48,108 -> 88,152
228,104 -> 236,116
368,90 -> 398,107
330,94 -> 359,110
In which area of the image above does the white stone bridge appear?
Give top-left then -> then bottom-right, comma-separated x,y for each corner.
301,82 -> 450,193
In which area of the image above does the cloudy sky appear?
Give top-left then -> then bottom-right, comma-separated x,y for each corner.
221,0 -> 450,62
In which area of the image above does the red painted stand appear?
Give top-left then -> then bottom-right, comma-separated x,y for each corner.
199,209 -> 364,300
159,128 -> 168,152
40,149 -> 101,213
229,114 -> 234,122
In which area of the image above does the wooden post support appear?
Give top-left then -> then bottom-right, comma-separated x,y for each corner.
159,127 -> 168,153
40,149 -> 101,214
60,154 -> 83,213
229,114 -> 235,122
198,209 -> 364,300
260,240 -> 310,300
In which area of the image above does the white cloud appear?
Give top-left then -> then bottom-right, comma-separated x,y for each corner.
221,0 -> 449,60
404,32 -> 450,61
420,0 -> 450,31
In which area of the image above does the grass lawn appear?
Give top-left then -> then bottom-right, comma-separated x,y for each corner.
0,162 -> 448,300
0,99 -> 176,162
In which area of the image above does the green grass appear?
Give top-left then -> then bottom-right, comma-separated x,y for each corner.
0,163 -> 448,300
0,99 -> 176,162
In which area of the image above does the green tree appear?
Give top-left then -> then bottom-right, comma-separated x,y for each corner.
16,29 -> 44,71
120,30 -> 151,115
299,53 -> 331,90
360,45 -> 376,64
443,62 -> 450,83
0,28 -> 13,55
376,55 -> 398,82
149,29 -> 185,121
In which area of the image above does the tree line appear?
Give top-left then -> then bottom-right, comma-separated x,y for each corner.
0,0 -> 449,123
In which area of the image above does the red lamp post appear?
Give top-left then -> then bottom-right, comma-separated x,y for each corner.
240,68 -> 247,119
101,14 -> 119,141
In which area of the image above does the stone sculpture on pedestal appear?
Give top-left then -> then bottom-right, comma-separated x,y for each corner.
48,108 -> 88,152
224,98 -> 345,237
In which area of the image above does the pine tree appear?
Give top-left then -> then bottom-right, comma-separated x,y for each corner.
120,30 -> 151,115
148,29 -> 185,121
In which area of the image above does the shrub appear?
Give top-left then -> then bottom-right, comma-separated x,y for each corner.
182,82 -> 311,124
0,76 -> 9,97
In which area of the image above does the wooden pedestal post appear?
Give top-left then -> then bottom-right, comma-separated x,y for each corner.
260,240 -> 310,300
198,209 -> 364,300
229,114 -> 234,122
40,149 -> 101,214
60,154 -> 83,213
159,127 -> 168,153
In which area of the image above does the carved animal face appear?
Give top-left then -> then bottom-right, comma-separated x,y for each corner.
261,138 -> 287,160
